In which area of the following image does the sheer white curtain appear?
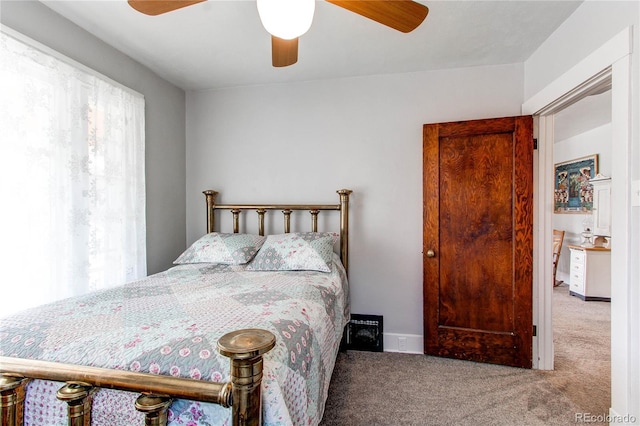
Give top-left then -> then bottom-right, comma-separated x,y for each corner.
0,30 -> 146,316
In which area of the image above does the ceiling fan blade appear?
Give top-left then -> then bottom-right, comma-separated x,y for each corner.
128,0 -> 206,16
326,0 -> 428,33
272,36 -> 299,67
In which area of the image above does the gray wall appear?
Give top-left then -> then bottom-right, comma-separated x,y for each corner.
186,63 -> 525,352
1,1 -> 187,274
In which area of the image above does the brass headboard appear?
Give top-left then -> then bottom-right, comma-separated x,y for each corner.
203,189 -> 353,274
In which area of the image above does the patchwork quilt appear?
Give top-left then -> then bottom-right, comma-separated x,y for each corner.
0,255 -> 349,426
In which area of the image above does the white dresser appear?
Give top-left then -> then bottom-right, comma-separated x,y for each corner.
567,244 -> 611,301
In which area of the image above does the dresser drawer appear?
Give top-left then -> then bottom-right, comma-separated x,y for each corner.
570,270 -> 584,285
570,249 -> 585,266
570,271 -> 585,293
571,261 -> 585,274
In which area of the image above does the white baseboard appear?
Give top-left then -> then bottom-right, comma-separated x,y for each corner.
383,333 -> 423,354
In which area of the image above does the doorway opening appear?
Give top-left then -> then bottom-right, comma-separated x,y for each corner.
551,87 -> 612,415
523,25 -> 632,418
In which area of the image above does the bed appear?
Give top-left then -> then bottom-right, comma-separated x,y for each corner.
0,189 -> 352,426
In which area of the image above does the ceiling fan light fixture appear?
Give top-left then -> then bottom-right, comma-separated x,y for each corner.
257,0 -> 315,40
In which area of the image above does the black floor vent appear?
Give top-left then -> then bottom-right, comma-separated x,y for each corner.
346,314 -> 383,352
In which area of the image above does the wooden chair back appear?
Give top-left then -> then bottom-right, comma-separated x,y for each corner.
552,229 -> 565,287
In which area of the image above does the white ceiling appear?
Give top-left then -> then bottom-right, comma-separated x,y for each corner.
40,0 -> 583,91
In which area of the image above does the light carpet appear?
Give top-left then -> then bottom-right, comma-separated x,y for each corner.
320,284 -> 610,425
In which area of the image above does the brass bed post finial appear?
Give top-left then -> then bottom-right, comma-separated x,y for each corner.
135,394 -> 173,426
218,329 -> 276,426
203,190 -> 218,234
57,382 -> 96,426
0,375 -> 29,426
337,189 -> 352,275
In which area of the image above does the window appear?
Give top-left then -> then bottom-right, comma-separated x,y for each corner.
0,29 -> 146,316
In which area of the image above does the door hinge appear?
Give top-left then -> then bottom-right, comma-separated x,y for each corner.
533,325 -> 537,336
533,138 -> 538,150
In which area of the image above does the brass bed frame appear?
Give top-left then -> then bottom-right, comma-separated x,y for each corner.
0,189 -> 352,426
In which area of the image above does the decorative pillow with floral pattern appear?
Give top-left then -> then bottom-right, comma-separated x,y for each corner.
246,232 -> 338,272
174,232 -> 266,265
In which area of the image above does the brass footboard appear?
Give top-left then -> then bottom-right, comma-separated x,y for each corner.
0,329 -> 275,426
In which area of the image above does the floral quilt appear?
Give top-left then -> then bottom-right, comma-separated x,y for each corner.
0,255 -> 349,426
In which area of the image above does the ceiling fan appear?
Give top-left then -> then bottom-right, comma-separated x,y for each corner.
127,0 -> 429,67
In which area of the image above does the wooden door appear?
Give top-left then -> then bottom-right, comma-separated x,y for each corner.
423,116 -> 533,368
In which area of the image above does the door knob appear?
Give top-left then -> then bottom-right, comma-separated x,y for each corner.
426,249 -> 435,258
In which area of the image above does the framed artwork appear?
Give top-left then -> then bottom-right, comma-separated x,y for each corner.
554,154 -> 599,213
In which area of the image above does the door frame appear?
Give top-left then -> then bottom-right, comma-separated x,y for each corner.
522,26 -> 632,414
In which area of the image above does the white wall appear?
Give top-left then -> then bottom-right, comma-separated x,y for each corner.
524,0 -> 639,421
186,64 -> 524,347
553,123 -> 612,281
0,1 -> 188,274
